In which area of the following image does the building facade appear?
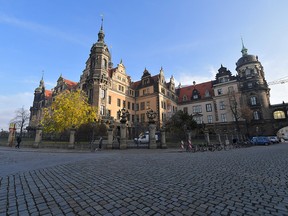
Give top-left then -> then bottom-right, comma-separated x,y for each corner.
29,21 -> 288,138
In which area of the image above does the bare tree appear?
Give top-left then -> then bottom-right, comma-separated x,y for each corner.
228,90 -> 242,132
11,107 -> 30,137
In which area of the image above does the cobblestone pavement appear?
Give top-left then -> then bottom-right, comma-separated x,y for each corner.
0,144 -> 288,216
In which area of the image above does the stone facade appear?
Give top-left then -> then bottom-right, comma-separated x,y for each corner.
28,21 -> 288,138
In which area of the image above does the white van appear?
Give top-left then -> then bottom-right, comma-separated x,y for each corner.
134,131 -> 161,144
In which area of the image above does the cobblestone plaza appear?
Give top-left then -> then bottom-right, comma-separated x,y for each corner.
0,144 -> 287,215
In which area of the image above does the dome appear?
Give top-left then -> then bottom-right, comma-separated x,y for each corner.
236,54 -> 258,69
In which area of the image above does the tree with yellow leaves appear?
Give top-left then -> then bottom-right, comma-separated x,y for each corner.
41,90 -> 97,133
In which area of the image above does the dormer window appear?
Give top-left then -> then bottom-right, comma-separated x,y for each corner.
192,89 -> 200,100
205,90 -> 210,97
183,95 -> 187,101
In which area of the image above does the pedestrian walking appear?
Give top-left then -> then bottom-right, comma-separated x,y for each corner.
15,136 -> 21,149
99,136 -> 103,150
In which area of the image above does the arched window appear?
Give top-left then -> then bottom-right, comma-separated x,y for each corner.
273,110 -> 285,119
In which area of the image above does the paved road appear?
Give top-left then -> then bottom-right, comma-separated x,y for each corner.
0,144 -> 287,215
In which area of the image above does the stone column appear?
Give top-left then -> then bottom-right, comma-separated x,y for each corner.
68,128 -> 76,149
149,123 -> 157,149
33,126 -> 43,148
119,124 -> 127,149
160,128 -> 167,149
107,128 -> 113,149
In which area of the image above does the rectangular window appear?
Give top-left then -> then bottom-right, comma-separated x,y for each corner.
228,86 -> 234,93
217,88 -> 222,95
183,107 -> 188,113
100,105 -> 104,115
143,89 -> 146,95
206,104 -> 212,112
136,114 -> 139,122
140,102 -> 145,110
221,113 -> 227,122
132,115 -> 135,123
128,102 -> 131,110
107,110 -> 111,117
192,105 -> 202,113
136,103 -> 139,111
146,101 -> 150,109
207,115 -> 213,123
132,103 -> 135,110
219,101 -> 225,110
108,96 -> 111,104
117,98 -> 121,107
140,113 -> 145,122
253,111 -> 260,120
123,100 -> 126,108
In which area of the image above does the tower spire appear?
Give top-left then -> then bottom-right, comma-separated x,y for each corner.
98,15 -> 105,42
241,37 -> 248,56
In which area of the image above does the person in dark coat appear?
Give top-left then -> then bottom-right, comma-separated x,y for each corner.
99,136 -> 103,150
15,136 -> 21,149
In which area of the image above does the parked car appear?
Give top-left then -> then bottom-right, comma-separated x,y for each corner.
251,136 -> 271,145
134,131 -> 161,144
268,136 -> 279,144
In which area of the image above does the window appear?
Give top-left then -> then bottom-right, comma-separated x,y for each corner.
192,105 -> 202,113
248,82 -> 253,88
123,100 -> 126,108
128,102 -> 131,110
207,115 -> 213,123
219,101 -> 225,110
143,89 -> 146,95
183,95 -> 187,101
117,98 -> 121,107
129,90 -> 134,96
107,110 -> 111,117
206,104 -> 212,112
205,90 -> 210,97
193,116 -> 203,124
131,115 -> 135,122
253,111 -> 260,120
163,102 -> 166,109
136,114 -> 139,122
217,89 -> 223,95
193,94 -> 198,99
273,111 -> 285,119
136,103 -> 139,111
146,101 -> 150,109
162,113 -> 166,121
183,107 -> 188,113
228,86 -> 234,93
140,102 -> 145,110
161,88 -> 165,94
100,105 -> 105,115
100,89 -> 105,99
132,103 -> 135,110
221,113 -> 227,122
250,96 -> 257,105
141,113 -> 145,122
108,96 -> 111,104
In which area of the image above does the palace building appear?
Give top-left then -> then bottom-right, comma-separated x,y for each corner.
29,20 -> 288,138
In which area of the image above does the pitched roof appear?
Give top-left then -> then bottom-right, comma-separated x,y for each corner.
45,90 -> 52,99
178,81 -> 213,103
63,78 -> 78,89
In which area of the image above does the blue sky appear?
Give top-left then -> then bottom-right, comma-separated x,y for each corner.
1,0 -> 288,130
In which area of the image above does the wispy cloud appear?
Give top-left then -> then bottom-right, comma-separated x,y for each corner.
0,13 -> 89,46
